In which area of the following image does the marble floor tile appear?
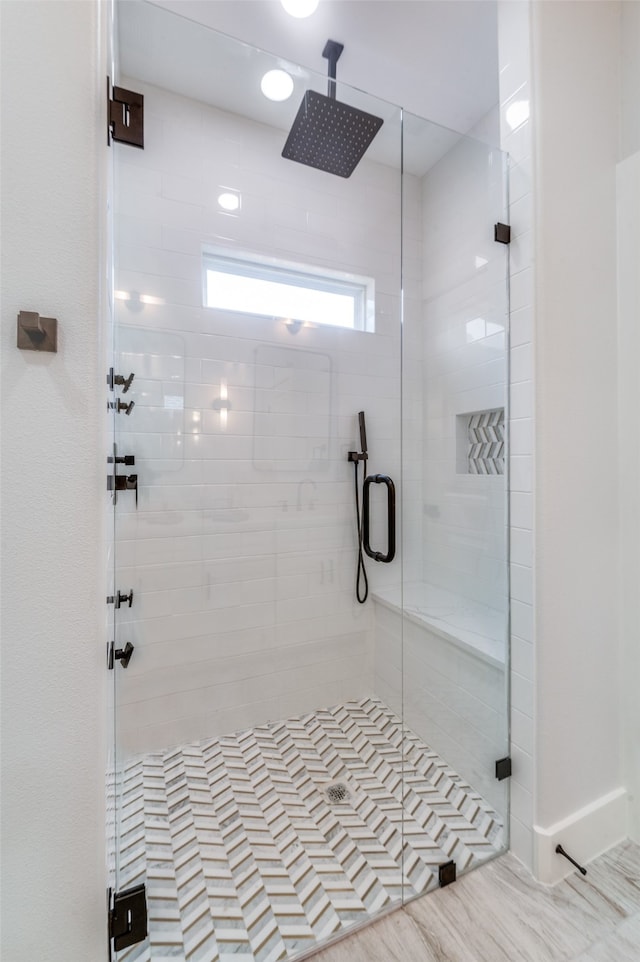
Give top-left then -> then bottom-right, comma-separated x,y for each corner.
569,840 -> 640,917
405,857 -> 607,962
311,841 -> 640,962
570,912 -> 640,962
301,909 -> 435,962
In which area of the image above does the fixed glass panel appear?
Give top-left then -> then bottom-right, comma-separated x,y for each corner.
112,3 -> 406,957
398,112 -> 511,884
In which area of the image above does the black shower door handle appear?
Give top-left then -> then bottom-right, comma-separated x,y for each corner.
363,474 -> 396,563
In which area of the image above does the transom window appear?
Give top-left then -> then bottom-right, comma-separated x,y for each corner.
203,250 -> 374,332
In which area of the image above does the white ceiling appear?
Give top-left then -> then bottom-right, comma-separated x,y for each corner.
117,0 -> 499,174
147,0 -> 499,132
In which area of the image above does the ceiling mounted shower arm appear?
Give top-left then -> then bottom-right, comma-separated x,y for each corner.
322,39 -> 344,100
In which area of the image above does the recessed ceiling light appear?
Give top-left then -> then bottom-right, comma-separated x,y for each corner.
281,0 -> 319,17
260,69 -> 294,102
218,192 -> 240,211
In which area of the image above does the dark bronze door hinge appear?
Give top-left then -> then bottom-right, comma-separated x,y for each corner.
494,222 -> 511,244
438,860 -> 456,887
107,473 -> 138,506
108,884 -> 147,953
107,641 -> 134,670
108,78 -> 144,149
495,756 -> 512,780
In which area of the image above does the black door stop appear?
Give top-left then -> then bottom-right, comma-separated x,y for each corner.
555,844 -> 587,875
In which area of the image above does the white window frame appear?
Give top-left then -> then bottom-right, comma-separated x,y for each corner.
203,248 -> 375,332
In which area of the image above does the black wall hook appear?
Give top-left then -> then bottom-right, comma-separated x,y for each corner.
17,310 -> 58,352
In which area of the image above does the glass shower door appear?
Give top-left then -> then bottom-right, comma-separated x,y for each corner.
108,3 -> 510,959
109,3 -> 408,958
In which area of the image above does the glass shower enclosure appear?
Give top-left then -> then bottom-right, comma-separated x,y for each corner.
107,4 -> 510,959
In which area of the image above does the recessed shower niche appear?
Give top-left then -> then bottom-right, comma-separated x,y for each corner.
107,3 -> 510,959
456,408 -> 506,475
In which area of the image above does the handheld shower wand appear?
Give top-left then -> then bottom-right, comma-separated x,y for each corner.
348,411 -> 369,604
358,411 -> 367,460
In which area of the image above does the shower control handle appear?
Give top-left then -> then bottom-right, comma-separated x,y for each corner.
108,641 -> 134,669
363,474 -> 396,564
108,398 -> 135,415
107,368 -> 135,393
107,473 -> 138,507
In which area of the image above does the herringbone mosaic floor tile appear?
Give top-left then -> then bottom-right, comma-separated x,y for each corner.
114,698 -> 504,961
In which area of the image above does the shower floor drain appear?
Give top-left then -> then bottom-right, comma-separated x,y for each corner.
324,781 -> 351,805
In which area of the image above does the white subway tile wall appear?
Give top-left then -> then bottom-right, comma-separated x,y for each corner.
498,0 -> 535,869
112,66 -> 514,856
405,126 -> 509,604
113,79 -> 406,753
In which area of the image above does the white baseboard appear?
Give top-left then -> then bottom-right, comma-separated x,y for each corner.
533,787 -> 628,884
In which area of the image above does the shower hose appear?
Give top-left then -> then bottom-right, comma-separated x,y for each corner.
353,456 -> 369,604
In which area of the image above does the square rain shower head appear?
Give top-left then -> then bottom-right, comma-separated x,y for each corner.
282,89 -> 384,178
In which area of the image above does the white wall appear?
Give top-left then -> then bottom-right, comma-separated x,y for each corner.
532,0 -> 624,881
0,3 -> 106,960
112,77 -> 410,752
495,0 -> 639,882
